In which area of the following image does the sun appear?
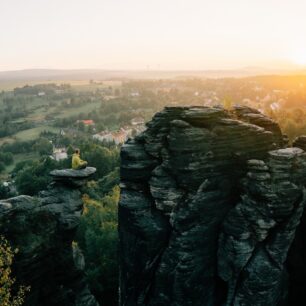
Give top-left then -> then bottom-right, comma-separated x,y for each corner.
290,50 -> 306,66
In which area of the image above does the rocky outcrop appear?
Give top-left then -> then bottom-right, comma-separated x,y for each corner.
0,167 -> 99,306
293,135 -> 306,151
286,135 -> 306,305
119,106 -> 306,306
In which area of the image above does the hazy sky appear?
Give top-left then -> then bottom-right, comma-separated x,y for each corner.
1,0 -> 306,71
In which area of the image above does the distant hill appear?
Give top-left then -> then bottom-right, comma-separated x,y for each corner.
1,67 -> 306,82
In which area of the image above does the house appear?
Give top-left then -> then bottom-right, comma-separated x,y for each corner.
130,91 -> 140,97
112,130 -> 129,144
131,117 -> 145,126
93,131 -> 120,144
55,89 -> 65,94
76,120 -> 95,126
93,128 -> 133,145
270,102 -> 280,111
52,148 -> 68,161
133,124 -> 146,135
262,94 -> 271,103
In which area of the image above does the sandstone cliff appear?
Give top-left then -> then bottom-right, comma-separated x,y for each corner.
0,167 -> 99,306
119,106 -> 306,306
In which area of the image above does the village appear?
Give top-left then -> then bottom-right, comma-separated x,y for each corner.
51,116 -> 146,161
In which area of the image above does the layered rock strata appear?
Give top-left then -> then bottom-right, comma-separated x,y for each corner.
119,106 -> 306,306
0,167 -> 99,306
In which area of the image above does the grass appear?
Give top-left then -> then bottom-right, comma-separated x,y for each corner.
0,126 -> 59,145
14,126 -> 59,141
0,80 -> 64,91
5,152 -> 39,173
0,99 -> 100,145
0,137 -> 15,146
0,152 -> 39,180
0,80 -> 122,91
70,80 -> 122,92
25,106 -> 56,122
56,101 -> 102,118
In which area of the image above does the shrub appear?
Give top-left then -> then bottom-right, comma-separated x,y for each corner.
76,186 -> 119,306
0,236 -> 30,306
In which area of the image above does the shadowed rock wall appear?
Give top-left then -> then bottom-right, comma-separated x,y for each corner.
119,106 -> 306,306
0,167 -> 99,306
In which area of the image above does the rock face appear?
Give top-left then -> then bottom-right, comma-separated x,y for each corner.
119,106 -> 306,306
0,167 -> 99,306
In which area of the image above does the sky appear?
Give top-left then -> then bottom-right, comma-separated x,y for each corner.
1,0 -> 306,71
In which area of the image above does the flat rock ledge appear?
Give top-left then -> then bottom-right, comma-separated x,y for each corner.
50,167 -> 96,187
50,167 -> 97,178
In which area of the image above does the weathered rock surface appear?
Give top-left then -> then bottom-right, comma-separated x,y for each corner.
50,167 -> 97,178
0,168 -> 99,306
119,106 -> 306,306
293,135 -> 306,152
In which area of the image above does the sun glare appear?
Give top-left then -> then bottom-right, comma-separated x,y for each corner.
291,50 -> 306,66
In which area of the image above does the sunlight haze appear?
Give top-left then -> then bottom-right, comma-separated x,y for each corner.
1,0 -> 306,71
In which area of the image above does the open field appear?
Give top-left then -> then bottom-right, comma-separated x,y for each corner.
0,79 -> 122,91
0,152 -> 39,180
0,126 -> 60,145
70,80 -> 122,91
15,126 -> 59,140
22,101 -> 102,122
56,101 -> 102,118
0,137 -> 15,146
5,152 -> 39,174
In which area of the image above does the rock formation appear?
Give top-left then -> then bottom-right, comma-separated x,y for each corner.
0,167 -> 99,306
119,106 -> 306,306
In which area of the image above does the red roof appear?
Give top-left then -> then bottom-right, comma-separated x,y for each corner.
81,120 -> 94,125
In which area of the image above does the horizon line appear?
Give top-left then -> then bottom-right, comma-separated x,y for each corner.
0,66 -> 305,73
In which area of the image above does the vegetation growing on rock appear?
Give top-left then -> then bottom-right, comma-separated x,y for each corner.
0,236 -> 29,306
